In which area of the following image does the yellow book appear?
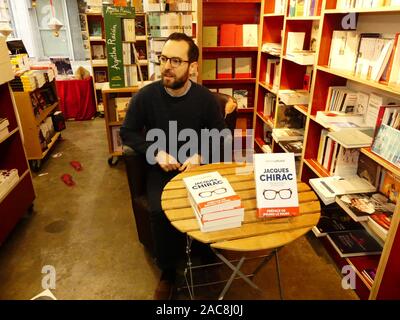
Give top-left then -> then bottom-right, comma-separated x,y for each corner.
202,26 -> 218,47
202,59 -> 216,80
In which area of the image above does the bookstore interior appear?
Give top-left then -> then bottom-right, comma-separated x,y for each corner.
1,0 -> 400,301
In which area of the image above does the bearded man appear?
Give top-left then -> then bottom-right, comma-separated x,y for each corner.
120,32 -> 227,299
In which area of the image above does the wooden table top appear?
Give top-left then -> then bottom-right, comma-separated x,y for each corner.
161,163 -> 321,252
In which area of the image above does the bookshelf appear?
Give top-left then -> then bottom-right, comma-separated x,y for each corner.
198,0 -> 261,150
264,0 -> 400,299
101,83 -> 140,166
0,50 -> 35,245
12,79 -> 62,172
85,6 -> 150,111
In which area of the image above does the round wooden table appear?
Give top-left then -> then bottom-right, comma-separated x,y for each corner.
161,162 -> 321,299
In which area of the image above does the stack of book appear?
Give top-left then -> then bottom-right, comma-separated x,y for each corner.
279,89 -> 309,106
328,31 -> 400,85
0,118 -> 10,141
272,128 -> 304,143
0,169 -> 19,199
261,42 -> 282,56
183,171 -> 244,232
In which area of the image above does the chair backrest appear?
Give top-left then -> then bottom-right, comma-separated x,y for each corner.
211,92 -> 238,134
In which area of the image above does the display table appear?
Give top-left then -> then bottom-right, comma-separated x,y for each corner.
55,77 -> 96,120
161,162 -> 321,299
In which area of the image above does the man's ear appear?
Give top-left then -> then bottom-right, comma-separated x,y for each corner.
189,61 -> 198,75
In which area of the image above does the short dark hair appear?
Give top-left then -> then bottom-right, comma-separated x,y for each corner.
166,32 -> 199,63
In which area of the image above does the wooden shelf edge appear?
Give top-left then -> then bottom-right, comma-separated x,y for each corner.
263,13 -> 285,17
203,46 -> 258,52
202,78 -> 256,84
258,81 -> 278,94
29,132 -> 61,161
294,104 -> 309,116
324,6 -> 400,14
360,147 -> 400,177
303,158 -> 330,178
0,170 -> 30,204
283,55 -> 315,66
286,15 -> 321,20
317,66 -> 400,95
35,102 -> 59,126
0,127 -> 19,144
109,121 -> 123,126
256,111 -> 274,128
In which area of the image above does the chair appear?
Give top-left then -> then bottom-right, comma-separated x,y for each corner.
123,92 -> 237,254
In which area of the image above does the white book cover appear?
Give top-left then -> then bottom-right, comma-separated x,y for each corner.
254,153 -> 299,218
286,32 -> 305,53
242,24 -> 258,47
183,172 -> 241,215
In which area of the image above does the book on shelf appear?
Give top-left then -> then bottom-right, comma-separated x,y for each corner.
327,129 -> 373,149
371,124 -> 400,166
220,24 -> 236,46
254,153 -> 299,218
272,128 -> 304,142
242,24 -> 258,47
217,58 -> 232,79
336,191 -> 395,223
0,118 -> 10,132
218,88 -> 233,96
0,169 -> 19,199
261,43 -> 281,56
374,104 -> 400,137
327,229 -> 382,258
313,203 -> 364,238
286,50 -> 315,65
279,140 -> 303,156
362,268 -> 377,286
234,57 -> 252,79
0,126 -> 9,141
94,70 -> 107,83
123,19 -> 136,42
315,111 -> 367,130
233,90 -> 248,109
279,89 -> 309,106
115,97 -> 130,122
202,26 -> 218,47
286,32 -> 305,53
263,93 -> 276,117
111,126 -> 122,153
310,175 -> 376,206
92,44 -> 106,60
202,59 -> 216,80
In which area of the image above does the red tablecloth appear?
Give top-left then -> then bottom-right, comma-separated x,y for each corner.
55,77 -> 96,120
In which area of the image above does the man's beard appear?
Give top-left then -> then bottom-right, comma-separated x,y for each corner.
162,69 -> 189,89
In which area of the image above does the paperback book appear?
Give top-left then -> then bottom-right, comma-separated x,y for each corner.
254,153 -> 299,218
371,124 -> 400,167
326,229 -> 382,258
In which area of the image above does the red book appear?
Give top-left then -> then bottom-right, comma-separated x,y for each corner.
234,24 -> 243,47
381,33 -> 400,84
220,24 -> 236,46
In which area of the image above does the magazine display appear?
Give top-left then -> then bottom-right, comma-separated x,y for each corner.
183,171 -> 243,232
254,153 -> 299,218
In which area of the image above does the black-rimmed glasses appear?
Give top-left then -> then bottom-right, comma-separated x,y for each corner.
199,187 -> 227,198
263,188 -> 292,200
158,55 -> 189,68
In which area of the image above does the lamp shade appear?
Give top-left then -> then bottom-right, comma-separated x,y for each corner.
0,22 -> 13,37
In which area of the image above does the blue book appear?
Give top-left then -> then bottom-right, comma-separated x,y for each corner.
371,124 -> 400,167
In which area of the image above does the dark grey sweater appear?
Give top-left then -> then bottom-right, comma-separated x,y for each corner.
120,80 -> 227,163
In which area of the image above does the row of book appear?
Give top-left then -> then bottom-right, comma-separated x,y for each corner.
143,0 -> 192,12
31,85 -> 59,119
114,97 -> 131,122
10,68 -> 55,92
0,169 -> 19,200
202,24 -> 258,48
263,92 -> 277,118
147,12 -> 192,38
202,57 -> 252,80
329,31 -> 400,86
288,0 -> 322,18
209,88 -> 249,109
336,0 -> 400,9
122,42 -> 137,65
183,171 -> 244,232
124,65 -> 138,87
265,58 -> 280,91
122,18 -> 136,42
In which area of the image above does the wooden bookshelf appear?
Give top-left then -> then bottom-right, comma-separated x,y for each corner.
293,0 -> 400,300
198,0 -> 261,152
0,76 -> 35,245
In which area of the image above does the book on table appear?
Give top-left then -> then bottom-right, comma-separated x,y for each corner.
326,229 -> 382,258
183,171 -> 243,232
254,153 -> 299,218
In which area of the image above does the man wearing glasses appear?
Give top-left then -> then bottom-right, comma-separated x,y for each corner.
120,33 -> 227,299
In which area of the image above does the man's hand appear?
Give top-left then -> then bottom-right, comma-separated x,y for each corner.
179,153 -> 202,172
155,150 -> 181,172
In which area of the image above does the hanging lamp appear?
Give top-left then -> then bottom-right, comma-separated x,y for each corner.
47,0 -> 63,37
0,21 -> 13,37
